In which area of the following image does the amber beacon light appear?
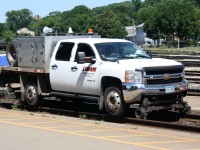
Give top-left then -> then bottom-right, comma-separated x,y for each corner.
88,28 -> 93,34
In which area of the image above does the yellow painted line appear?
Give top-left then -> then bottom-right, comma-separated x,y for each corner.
0,119 -> 170,150
0,111 -> 95,126
102,134 -> 152,138
98,125 -> 200,142
69,129 -> 113,133
23,120 -> 66,125
137,140 -> 198,145
0,117 -> 43,121
0,111 -> 25,115
0,110 -> 200,144
46,124 -> 93,129
0,114 -> 23,117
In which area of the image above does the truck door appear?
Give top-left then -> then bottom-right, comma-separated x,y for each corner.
50,42 -> 74,92
70,43 -> 99,95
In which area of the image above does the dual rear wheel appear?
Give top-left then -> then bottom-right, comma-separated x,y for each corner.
24,83 -> 40,107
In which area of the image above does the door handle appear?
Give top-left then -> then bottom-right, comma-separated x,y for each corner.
52,64 -> 58,70
71,66 -> 78,71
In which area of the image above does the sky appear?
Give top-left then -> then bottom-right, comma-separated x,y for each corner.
0,0 -> 129,23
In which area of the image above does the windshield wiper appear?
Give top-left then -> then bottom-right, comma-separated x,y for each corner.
134,54 -> 150,58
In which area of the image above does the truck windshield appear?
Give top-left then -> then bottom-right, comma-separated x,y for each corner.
95,42 -> 150,61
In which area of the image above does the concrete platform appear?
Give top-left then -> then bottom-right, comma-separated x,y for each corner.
0,108 -> 199,150
185,96 -> 200,112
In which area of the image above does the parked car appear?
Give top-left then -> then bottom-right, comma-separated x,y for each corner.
143,41 -> 153,47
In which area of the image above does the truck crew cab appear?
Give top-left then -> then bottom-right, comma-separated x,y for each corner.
1,36 -> 190,118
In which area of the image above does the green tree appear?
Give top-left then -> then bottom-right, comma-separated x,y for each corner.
137,6 -> 161,42
94,10 -> 126,38
185,0 -> 200,7
138,0 -> 198,46
37,11 -> 62,34
2,30 -> 15,42
93,1 -> 135,26
61,5 -> 93,33
132,0 -> 142,12
143,0 -> 162,6
0,23 -> 6,39
6,9 -> 34,32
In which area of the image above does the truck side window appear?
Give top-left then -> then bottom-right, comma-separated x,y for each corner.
55,42 -> 74,61
75,43 -> 95,62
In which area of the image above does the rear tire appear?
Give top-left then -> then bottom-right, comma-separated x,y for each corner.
103,86 -> 128,117
25,82 -> 40,107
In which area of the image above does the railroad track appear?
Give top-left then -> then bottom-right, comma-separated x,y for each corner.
0,99 -> 199,133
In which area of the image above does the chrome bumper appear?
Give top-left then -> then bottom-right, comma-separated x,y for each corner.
122,79 -> 188,103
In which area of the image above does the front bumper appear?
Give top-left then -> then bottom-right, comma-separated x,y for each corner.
122,79 -> 188,103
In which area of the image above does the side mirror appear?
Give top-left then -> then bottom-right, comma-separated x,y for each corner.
77,52 -> 86,64
77,52 -> 96,64
85,57 -> 96,64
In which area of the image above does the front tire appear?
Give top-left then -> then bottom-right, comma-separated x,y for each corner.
25,83 -> 40,107
103,86 -> 128,117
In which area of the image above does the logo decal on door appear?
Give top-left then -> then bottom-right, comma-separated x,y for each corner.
83,67 -> 97,72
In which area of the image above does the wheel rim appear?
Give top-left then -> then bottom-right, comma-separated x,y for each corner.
135,109 -> 143,119
26,85 -> 37,103
106,90 -> 121,113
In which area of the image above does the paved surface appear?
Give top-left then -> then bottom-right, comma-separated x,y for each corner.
185,96 -> 200,112
0,108 -> 200,150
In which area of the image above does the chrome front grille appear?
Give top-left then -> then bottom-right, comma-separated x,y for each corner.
146,77 -> 183,85
143,66 -> 184,85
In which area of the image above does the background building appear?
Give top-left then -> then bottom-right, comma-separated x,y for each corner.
125,23 -> 145,45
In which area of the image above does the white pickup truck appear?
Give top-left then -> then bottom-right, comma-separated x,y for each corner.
0,36 -> 190,118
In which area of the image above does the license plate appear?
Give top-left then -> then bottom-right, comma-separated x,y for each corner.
165,86 -> 175,93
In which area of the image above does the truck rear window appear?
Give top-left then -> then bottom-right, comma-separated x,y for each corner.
56,42 -> 74,61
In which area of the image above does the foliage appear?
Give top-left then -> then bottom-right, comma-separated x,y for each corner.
38,11 -> 62,34
93,1 -> 134,26
0,23 -> 6,38
79,114 -> 87,119
6,9 -> 34,33
143,0 -> 163,5
2,30 -> 15,42
144,46 -> 200,55
138,0 -> 199,46
61,5 -> 93,33
94,10 -> 126,38
131,0 -> 142,12
2,1 -> 200,45
11,104 -> 19,110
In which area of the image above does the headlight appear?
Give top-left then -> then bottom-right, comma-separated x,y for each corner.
182,70 -> 185,77
125,70 -> 143,83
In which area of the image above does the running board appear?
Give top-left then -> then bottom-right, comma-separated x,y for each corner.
50,91 -> 99,101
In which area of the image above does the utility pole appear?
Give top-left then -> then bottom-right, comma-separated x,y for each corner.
126,17 -> 136,43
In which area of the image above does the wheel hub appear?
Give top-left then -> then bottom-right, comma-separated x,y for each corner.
107,91 -> 121,112
26,86 -> 36,103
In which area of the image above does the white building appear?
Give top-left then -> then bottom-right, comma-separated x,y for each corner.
125,23 -> 145,45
